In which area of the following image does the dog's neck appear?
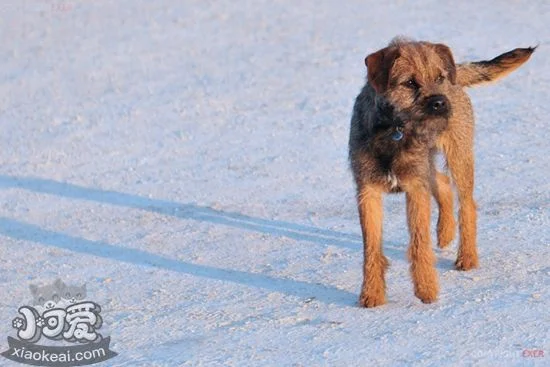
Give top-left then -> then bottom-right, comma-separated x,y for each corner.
374,102 -> 406,141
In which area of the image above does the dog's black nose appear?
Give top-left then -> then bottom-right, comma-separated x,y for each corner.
425,95 -> 449,116
431,97 -> 445,110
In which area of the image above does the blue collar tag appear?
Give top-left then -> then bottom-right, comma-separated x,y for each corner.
391,127 -> 403,141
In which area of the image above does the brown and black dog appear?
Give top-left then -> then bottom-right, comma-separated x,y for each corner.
349,37 -> 535,307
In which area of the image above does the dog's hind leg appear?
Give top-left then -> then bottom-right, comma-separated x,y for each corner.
446,145 -> 479,270
431,172 -> 456,248
405,183 -> 439,303
357,184 -> 388,308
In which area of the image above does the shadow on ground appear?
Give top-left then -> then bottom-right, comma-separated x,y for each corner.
0,175 -> 373,305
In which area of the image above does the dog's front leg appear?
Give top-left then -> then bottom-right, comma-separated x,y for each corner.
357,185 -> 388,308
406,185 -> 439,303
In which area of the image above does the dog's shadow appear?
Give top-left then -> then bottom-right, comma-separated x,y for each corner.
0,175 -> 367,306
0,175 -> 454,305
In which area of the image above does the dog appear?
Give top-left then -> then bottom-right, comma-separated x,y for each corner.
349,37 -> 535,307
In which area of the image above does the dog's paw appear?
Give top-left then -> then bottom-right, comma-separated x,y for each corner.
359,289 -> 386,308
418,293 -> 438,304
455,256 -> 479,271
414,289 -> 438,304
414,280 -> 439,304
455,254 -> 479,271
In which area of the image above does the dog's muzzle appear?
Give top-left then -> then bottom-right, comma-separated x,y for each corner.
424,94 -> 450,117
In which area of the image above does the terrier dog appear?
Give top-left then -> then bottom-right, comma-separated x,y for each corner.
349,38 -> 535,307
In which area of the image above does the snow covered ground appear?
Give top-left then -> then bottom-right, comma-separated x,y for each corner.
0,0 -> 548,366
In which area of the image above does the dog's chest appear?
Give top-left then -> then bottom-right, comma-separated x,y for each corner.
376,153 -> 401,191
386,171 -> 399,190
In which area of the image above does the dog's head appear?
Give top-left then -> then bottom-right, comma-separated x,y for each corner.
365,38 -> 456,122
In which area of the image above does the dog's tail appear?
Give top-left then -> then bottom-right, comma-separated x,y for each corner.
456,46 -> 536,87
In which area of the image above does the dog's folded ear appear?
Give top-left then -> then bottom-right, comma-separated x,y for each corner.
433,43 -> 456,84
365,47 -> 400,94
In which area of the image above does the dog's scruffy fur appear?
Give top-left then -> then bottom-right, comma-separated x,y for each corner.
349,37 -> 535,307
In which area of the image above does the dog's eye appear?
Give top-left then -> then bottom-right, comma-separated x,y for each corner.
436,74 -> 445,84
404,79 -> 419,89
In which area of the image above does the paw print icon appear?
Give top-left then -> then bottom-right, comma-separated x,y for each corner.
11,318 -> 24,330
36,317 -> 45,328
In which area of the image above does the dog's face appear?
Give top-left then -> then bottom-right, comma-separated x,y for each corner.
366,40 -> 456,122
